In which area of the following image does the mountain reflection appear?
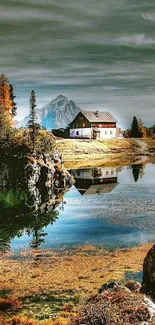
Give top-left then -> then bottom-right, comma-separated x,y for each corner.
70,167 -> 118,195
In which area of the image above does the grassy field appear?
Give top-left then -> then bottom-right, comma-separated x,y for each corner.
56,138 -> 155,169
0,243 -> 153,320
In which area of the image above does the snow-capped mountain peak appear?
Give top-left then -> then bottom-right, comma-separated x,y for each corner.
17,95 -> 80,130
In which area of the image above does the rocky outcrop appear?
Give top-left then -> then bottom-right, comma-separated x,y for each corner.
74,282 -> 155,325
25,153 -> 73,189
24,152 -> 73,211
141,244 -> 155,301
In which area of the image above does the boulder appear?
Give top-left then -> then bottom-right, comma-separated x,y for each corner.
141,244 -> 155,300
98,281 -> 119,293
125,280 -> 141,293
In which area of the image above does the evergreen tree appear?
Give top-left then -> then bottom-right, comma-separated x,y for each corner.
27,90 -> 38,152
131,116 -> 140,138
132,164 -> 142,182
9,84 -> 17,117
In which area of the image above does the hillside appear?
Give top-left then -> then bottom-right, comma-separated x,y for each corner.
56,138 -> 155,168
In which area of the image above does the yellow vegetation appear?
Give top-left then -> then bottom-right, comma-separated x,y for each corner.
0,244 -> 152,312
56,138 -> 155,168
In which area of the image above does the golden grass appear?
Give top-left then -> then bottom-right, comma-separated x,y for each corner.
0,244 -> 152,301
56,138 -> 155,168
0,243 -> 154,324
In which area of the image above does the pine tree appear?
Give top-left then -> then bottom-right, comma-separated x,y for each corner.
9,84 -> 17,117
131,116 -> 140,138
132,164 -> 142,182
27,90 -> 38,152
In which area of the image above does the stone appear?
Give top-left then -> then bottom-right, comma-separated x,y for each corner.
125,280 -> 141,293
141,244 -> 155,300
98,281 -> 119,293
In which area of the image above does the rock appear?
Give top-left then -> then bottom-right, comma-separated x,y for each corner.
82,285 -> 155,325
141,244 -> 155,300
25,163 -> 41,186
98,281 -> 119,293
125,280 -> 141,293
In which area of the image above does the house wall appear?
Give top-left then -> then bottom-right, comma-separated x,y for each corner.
70,128 -> 91,138
71,167 -> 118,180
70,127 -> 116,138
100,167 -> 118,178
69,112 -> 91,129
99,127 -> 116,138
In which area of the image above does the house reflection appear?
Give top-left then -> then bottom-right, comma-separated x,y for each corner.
70,167 -> 118,195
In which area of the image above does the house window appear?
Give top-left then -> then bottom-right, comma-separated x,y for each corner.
82,123 -> 85,127
105,131 -> 107,135
106,171 -> 109,175
110,130 -> 113,135
111,170 -> 114,175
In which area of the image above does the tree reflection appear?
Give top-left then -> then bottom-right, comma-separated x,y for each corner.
0,160 -> 70,252
131,164 -> 144,182
0,188 -> 61,252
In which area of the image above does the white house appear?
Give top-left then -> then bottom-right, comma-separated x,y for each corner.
69,110 -> 117,139
70,167 -> 118,195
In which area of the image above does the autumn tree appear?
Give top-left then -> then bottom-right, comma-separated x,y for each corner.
131,116 -> 140,138
27,90 -> 38,152
9,84 -> 17,117
0,73 -> 12,112
0,104 -> 11,139
0,74 -> 17,140
138,118 -> 147,138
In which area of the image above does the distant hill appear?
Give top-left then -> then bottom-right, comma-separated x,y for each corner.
16,95 -> 80,130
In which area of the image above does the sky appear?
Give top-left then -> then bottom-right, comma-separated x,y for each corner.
1,0 -> 155,128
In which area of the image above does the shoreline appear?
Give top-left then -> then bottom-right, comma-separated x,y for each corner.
56,138 -> 155,169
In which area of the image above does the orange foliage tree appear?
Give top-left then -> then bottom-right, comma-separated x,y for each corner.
0,74 -> 17,140
0,73 -> 15,127
0,74 -> 12,109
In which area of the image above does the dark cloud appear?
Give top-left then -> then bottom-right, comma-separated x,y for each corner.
1,0 -> 155,127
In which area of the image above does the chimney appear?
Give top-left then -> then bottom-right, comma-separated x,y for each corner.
95,110 -> 99,117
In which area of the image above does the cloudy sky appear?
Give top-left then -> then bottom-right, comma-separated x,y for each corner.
1,0 -> 155,128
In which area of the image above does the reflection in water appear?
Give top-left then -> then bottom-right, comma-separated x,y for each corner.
70,167 -> 118,195
131,164 -> 145,182
0,159 -> 71,252
1,162 -> 154,252
0,185 -> 68,252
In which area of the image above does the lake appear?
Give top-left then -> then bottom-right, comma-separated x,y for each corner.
4,162 -> 155,252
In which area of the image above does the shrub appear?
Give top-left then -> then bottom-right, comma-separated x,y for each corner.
0,298 -> 21,312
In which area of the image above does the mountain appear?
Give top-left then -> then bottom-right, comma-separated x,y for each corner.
16,95 -> 80,130
16,95 -> 81,130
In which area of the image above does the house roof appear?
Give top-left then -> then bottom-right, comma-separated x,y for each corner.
81,110 -> 117,123
83,183 -> 118,195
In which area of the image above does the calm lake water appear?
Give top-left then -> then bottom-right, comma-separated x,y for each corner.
4,163 -> 154,252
